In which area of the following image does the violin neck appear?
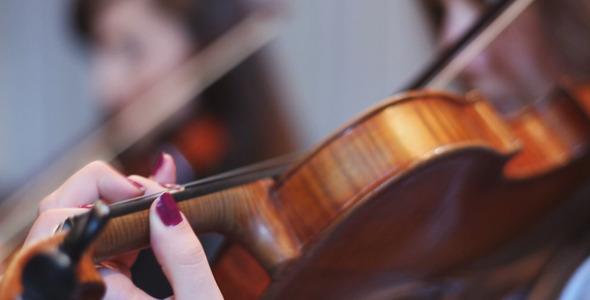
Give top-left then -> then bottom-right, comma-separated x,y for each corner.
93,173 -> 301,277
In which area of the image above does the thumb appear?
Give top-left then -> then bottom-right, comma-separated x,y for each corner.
149,193 -> 223,300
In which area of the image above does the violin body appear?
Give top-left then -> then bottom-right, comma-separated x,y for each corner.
209,88 -> 590,299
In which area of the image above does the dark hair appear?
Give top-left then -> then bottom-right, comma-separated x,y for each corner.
72,0 -> 295,171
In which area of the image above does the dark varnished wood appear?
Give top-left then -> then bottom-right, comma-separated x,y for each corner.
95,178 -> 300,276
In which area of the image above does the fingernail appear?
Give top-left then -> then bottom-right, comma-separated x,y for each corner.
155,192 -> 182,227
160,183 -> 181,189
152,152 -> 166,176
127,178 -> 146,192
78,204 -> 94,209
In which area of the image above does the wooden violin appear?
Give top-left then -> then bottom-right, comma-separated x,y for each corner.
4,84 -> 590,299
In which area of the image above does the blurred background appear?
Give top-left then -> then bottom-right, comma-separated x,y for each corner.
0,1 -> 434,198
0,0 -> 96,197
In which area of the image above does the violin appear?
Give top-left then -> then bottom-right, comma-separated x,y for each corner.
4,84 -> 590,299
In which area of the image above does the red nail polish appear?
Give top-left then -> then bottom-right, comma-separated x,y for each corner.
78,204 -> 94,209
155,192 -> 182,226
152,152 -> 166,176
127,178 -> 146,191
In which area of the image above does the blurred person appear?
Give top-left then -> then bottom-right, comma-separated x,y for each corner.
422,0 -> 590,114
422,1 -> 590,298
70,0 -> 296,297
73,0 -> 295,180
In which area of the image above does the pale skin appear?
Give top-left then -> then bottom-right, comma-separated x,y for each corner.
25,154 -> 223,299
91,0 -> 194,113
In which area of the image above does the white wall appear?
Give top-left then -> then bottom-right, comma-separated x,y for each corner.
0,0 -> 98,195
0,1 -> 435,196
273,1 -> 435,148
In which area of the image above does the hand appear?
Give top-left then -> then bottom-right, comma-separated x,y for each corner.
25,154 -> 223,299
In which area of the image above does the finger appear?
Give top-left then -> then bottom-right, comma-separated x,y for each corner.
149,152 -> 177,185
99,268 -> 154,300
39,161 -> 145,212
25,208 -> 85,245
149,193 -> 222,300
